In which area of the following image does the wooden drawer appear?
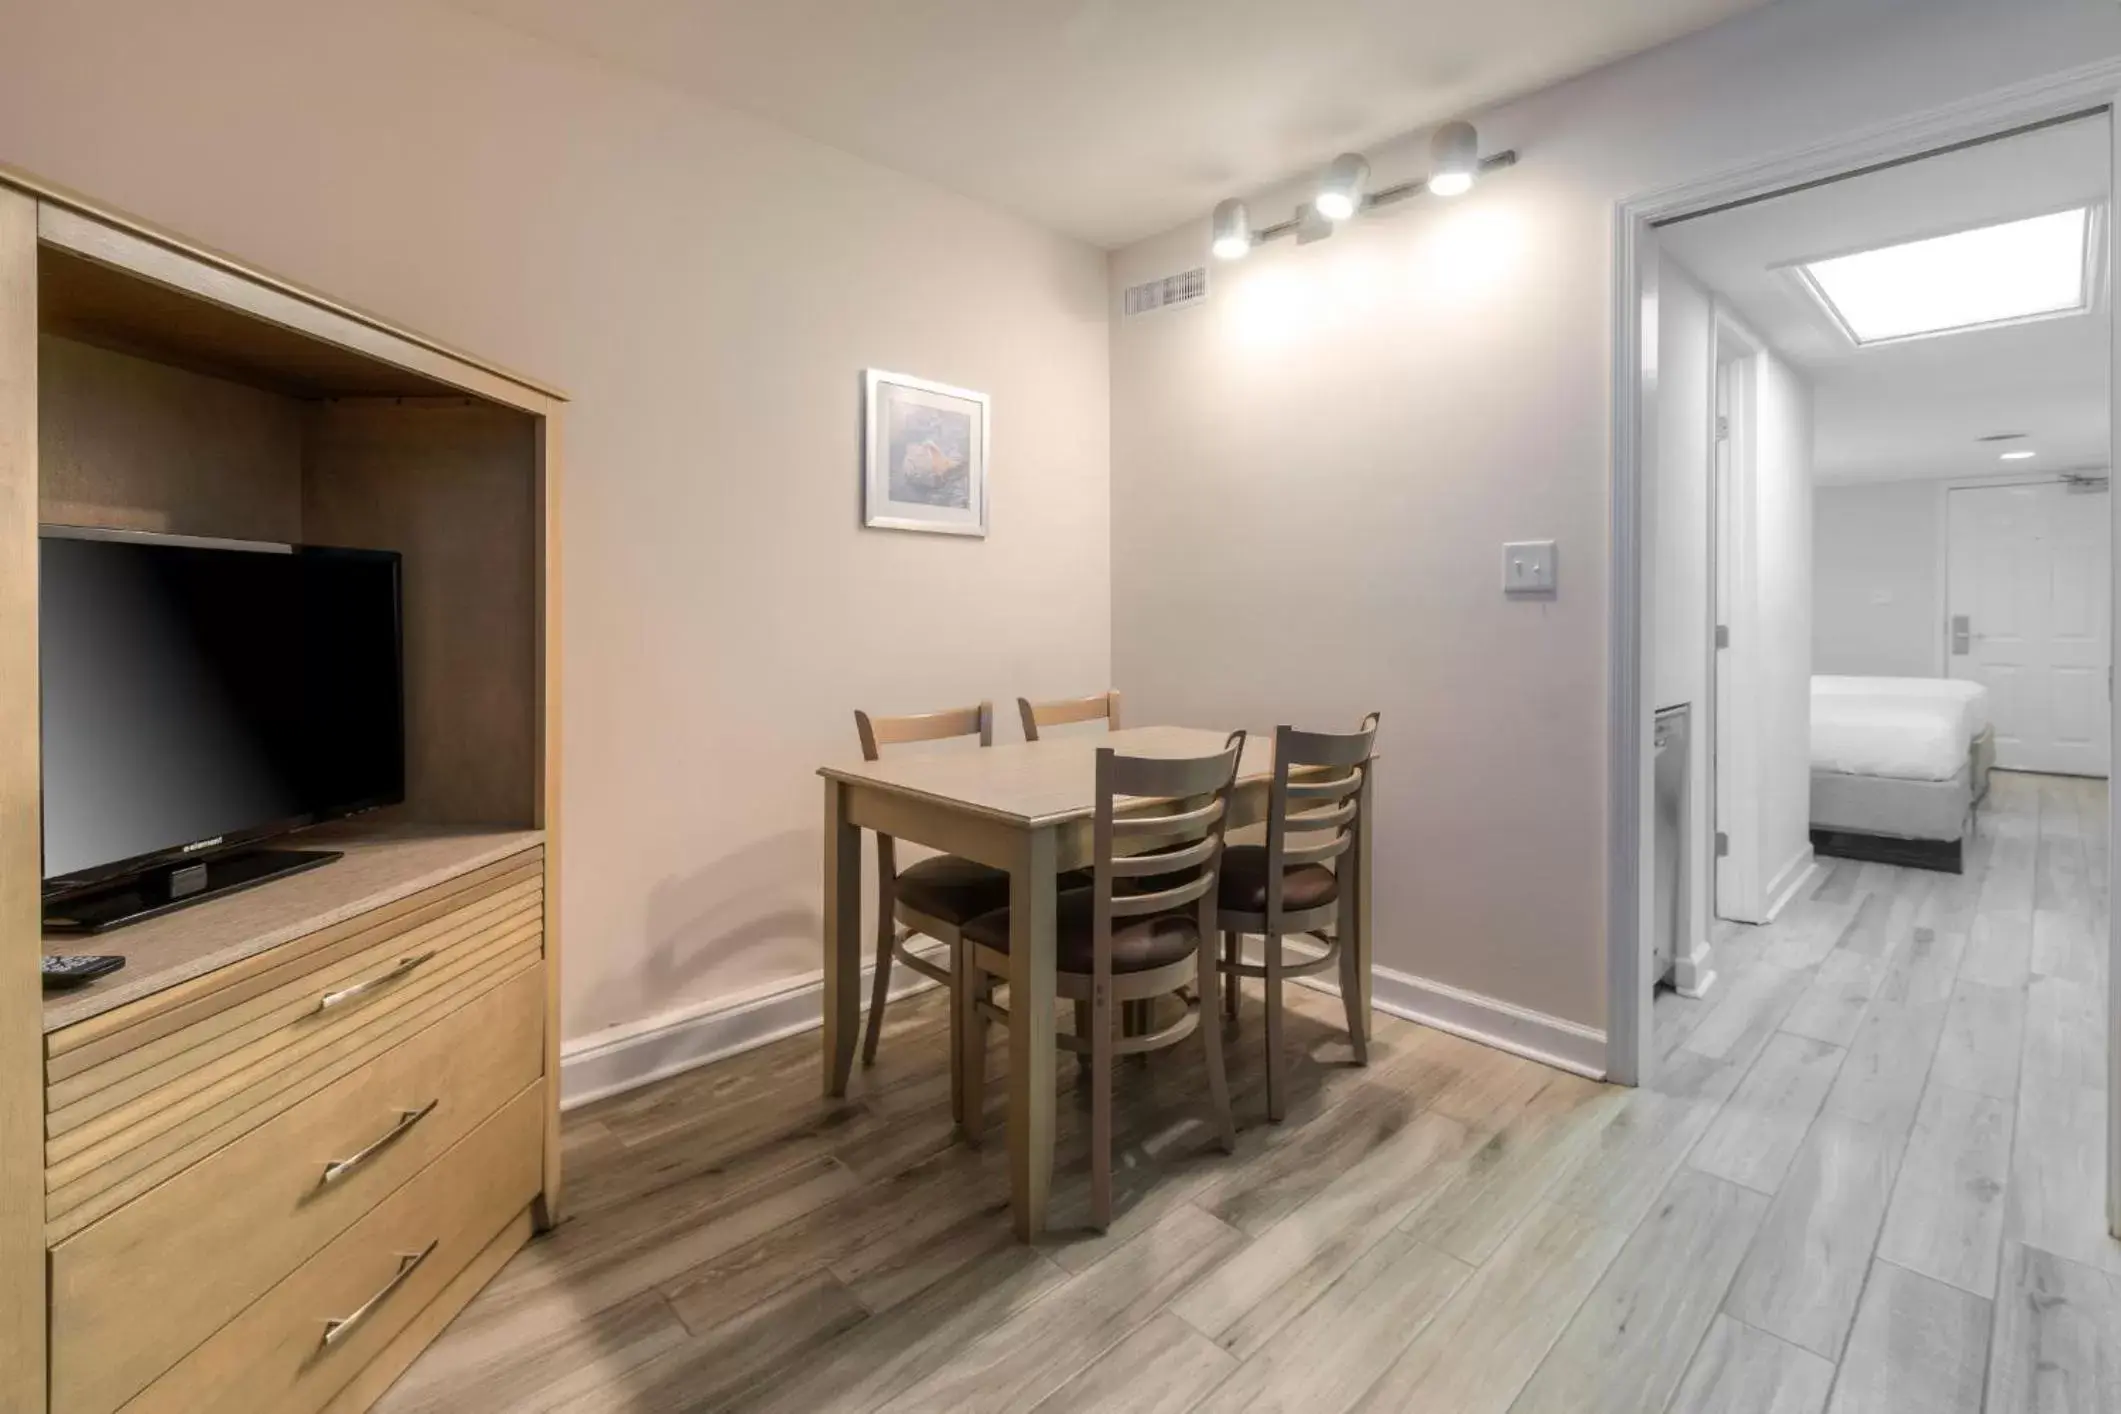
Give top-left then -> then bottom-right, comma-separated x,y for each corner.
52,962 -> 544,1414
46,859 -> 544,1236
118,1078 -> 545,1414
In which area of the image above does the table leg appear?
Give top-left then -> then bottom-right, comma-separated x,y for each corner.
823,778 -> 861,1097
1008,826 -> 1058,1240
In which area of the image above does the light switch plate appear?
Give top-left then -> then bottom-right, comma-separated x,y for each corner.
1503,540 -> 1557,596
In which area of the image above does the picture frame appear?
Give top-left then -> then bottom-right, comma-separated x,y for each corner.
862,368 -> 989,536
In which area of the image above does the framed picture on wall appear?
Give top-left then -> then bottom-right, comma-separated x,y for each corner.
863,368 -> 989,536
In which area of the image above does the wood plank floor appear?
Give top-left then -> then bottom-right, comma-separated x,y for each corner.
379,771 -> 2120,1413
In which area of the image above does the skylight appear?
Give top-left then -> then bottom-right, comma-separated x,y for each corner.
1796,208 -> 2092,345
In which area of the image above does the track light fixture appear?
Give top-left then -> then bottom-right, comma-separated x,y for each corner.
1208,121 -> 1517,260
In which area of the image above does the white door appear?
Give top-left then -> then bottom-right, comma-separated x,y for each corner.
1947,480 -> 2111,776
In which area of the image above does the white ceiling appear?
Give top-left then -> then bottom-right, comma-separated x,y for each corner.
447,0 -> 1769,247
1658,115 -> 2111,486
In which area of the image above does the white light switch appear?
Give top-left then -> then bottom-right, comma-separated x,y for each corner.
1503,540 -> 1557,596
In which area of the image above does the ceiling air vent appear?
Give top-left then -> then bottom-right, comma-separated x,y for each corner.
1123,267 -> 1209,318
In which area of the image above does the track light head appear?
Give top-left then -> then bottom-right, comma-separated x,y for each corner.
1210,199 -> 1252,260
1428,121 -> 1479,196
1314,153 -> 1370,222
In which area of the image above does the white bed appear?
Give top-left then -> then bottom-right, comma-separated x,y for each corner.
1812,676 -> 1989,757
1810,675 -> 1994,871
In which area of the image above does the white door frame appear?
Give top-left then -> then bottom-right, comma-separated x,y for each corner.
1604,59 -> 2121,1239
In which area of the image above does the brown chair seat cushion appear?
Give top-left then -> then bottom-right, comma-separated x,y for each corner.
894,855 -> 1012,926
1217,845 -> 1340,914
962,890 -> 1201,975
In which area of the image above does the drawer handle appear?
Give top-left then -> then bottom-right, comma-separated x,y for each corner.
316,951 -> 439,1014
320,1099 -> 440,1187
321,1241 -> 438,1350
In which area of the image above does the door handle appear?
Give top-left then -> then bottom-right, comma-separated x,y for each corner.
1950,615 -> 1972,656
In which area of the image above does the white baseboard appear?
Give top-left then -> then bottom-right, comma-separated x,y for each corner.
563,936 -> 1610,1109
1761,848 -> 1819,924
1670,936 -> 1717,1000
1278,937 -> 1606,1080
558,941 -> 949,1111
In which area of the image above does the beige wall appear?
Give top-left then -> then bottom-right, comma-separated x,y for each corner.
1109,0 -> 2121,1032
0,0 -> 1112,1041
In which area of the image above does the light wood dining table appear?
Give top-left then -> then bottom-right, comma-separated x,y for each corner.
818,724 -> 1374,1239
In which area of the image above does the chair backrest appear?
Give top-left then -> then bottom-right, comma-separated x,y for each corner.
1018,690 -> 1122,742
1262,713 -> 1380,920
1087,732 -> 1246,981
854,701 -> 994,763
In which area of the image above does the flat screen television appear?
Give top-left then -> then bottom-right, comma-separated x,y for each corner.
40,526 -> 405,931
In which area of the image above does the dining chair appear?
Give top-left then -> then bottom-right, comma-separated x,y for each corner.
854,702 -> 1011,1129
959,733 -> 1244,1230
1021,687 -> 1139,1044
1017,690 -> 1122,741
1218,713 -> 1380,1122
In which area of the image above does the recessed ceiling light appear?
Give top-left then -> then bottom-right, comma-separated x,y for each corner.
1796,208 -> 2091,345
2000,449 -> 2038,461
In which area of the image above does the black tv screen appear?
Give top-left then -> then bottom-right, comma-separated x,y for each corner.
39,528 -> 405,890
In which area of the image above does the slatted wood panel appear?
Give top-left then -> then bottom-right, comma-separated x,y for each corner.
50,873 -> 538,1127
46,842 -> 541,1050
52,964 -> 545,1414
47,873 -> 540,1122
47,871 -> 538,1145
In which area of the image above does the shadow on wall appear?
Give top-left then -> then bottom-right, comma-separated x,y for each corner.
583,827 -> 822,1031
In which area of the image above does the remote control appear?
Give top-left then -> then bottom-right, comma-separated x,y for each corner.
42,955 -> 126,990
